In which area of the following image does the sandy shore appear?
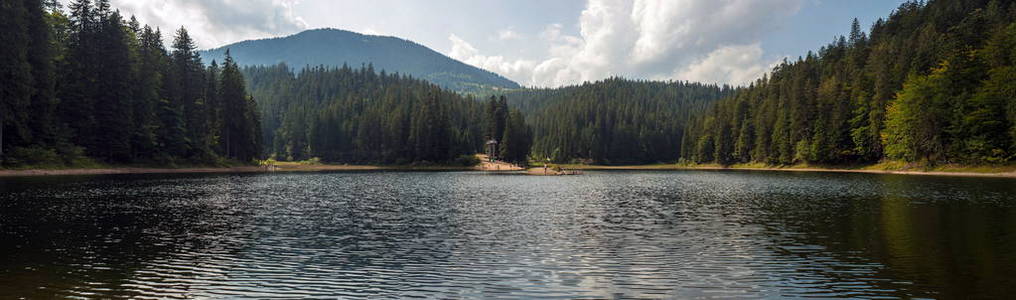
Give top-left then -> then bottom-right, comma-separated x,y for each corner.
474,155 -> 525,171
526,167 -> 583,176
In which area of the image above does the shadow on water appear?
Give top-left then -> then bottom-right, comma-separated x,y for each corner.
0,170 -> 1014,298
765,173 -> 1016,299
0,173 -> 264,298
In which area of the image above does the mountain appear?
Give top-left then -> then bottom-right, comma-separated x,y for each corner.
198,28 -> 520,94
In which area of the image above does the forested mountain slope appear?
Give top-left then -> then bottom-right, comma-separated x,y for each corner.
244,64 -> 531,164
200,29 -> 520,95
682,0 -> 1016,166
507,79 -> 735,164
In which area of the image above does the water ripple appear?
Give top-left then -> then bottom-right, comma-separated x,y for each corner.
1,171 -> 1015,298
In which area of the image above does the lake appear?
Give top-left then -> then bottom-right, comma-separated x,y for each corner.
1,170 -> 1015,298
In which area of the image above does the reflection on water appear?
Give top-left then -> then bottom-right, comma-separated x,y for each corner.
1,171 -> 1014,298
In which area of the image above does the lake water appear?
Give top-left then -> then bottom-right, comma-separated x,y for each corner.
1,170 -> 1015,298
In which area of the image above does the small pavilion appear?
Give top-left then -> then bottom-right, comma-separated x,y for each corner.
485,140 -> 499,162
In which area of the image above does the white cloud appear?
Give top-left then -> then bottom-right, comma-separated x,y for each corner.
496,28 -> 522,41
539,24 -> 563,41
81,0 -> 801,86
449,0 -> 803,87
107,0 -> 308,49
675,43 -> 775,85
449,34 -> 537,84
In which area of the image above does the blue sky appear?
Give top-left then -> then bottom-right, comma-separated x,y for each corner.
92,0 -> 909,87
763,0 -> 909,61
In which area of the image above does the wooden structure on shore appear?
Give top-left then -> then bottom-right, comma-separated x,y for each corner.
484,140 -> 499,162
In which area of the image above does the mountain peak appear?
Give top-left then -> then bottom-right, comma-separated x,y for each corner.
198,28 -> 520,93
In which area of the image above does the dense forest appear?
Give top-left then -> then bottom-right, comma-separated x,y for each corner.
1,0 -> 262,167
508,79 -> 734,164
244,64 -> 531,165
8,0 -> 1016,170
682,0 -> 1016,166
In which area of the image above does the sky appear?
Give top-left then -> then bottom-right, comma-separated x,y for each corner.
75,0 -> 909,87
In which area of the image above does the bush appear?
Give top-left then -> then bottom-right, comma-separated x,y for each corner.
4,146 -> 63,168
453,155 -> 480,167
152,153 -> 178,167
411,160 -> 437,167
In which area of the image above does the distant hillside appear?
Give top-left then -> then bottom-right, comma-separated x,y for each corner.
243,64 -> 488,163
198,28 -> 520,94
505,79 -> 735,164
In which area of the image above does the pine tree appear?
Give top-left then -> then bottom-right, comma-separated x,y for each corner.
244,64 -> 487,164
0,0 -> 33,156
206,60 -> 222,155
60,0 -> 99,154
170,27 -> 211,159
91,10 -> 133,162
132,25 -> 164,160
412,91 -> 450,162
485,96 -> 498,141
2,1 -> 265,166
220,49 -> 258,161
500,109 -> 532,164
24,0 -> 58,148
683,0 -> 1016,166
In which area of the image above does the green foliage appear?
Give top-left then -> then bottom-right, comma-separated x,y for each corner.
694,135 -> 714,164
170,27 -> 215,159
1,0 -> 33,155
219,51 -> 261,162
245,64 -> 499,164
4,146 -> 61,167
793,140 -> 811,164
92,10 -> 133,162
884,69 -> 949,162
1,0 -> 261,167
499,109 -> 532,165
683,0 -> 1016,166
452,154 -> 480,167
508,78 -> 732,164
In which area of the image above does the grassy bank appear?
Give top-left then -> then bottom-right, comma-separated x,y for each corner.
543,161 -> 1016,178
0,159 -> 481,177
678,161 -> 1016,174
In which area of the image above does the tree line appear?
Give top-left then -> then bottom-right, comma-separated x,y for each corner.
508,78 -> 734,164
1,0 -> 262,167
484,95 -> 532,165
682,0 -> 1016,166
12,0 -> 1012,169
244,64 -> 531,165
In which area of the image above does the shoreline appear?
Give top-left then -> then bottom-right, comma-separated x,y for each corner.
3,163 -> 1016,178
555,164 -> 1016,178
0,164 -> 478,177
